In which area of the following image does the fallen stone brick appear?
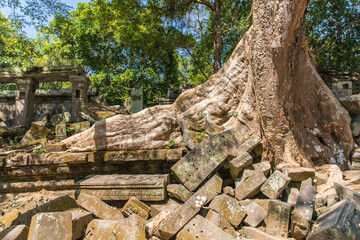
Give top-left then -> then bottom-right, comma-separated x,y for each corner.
77,174 -> 169,201
122,197 -> 150,220
282,187 -> 299,205
241,227 -> 288,240
150,198 -> 181,218
282,167 -> 315,182
229,152 -> 253,180
252,161 -> 271,176
308,199 -> 360,240
314,172 -> 327,187
28,212 -> 73,240
260,170 -> 291,199
113,214 -> 146,240
83,219 -> 118,240
0,209 -> 20,231
20,122 -> 51,145
43,142 -> 67,152
223,186 -> 235,197
155,174 -> 222,239
77,193 -> 124,221
0,225 -> 28,240
205,210 -> 237,238
235,170 -> 267,200
334,182 -> 360,208
62,152 -> 88,164
316,164 -> 343,193
243,201 -> 267,227
264,200 -> 292,238
290,177 -> 316,239
176,215 -> 235,240
167,184 -> 192,202
239,199 -> 271,214
171,128 -> 249,191
71,210 -> 93,240
19,195 -> 78,226
146,210 -> 173,238
343,170 -> 360,181
235,135 -> 261,153
209,194 -> 246,227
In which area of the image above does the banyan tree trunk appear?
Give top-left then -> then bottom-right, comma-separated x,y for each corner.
64,0 -> 353,169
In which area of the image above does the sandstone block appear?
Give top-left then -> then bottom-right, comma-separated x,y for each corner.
308,199 -> 360,240
167,184 -> 192,202
19,195 -> 78,226
146,210 -> 173,238
209,194 -> 246,227
251,161 -> 271,176
282,167 -> 315,182
28,212 -> 73,240
155,174 -> 222,239
260,170 -> 291,199
235,170 -> 267,200
77,174 -> 169,201
43,143 -> 67,152
176,215 -> 235,240
264,200 -> 292,238
171,129 -> 248,191
0,225 -> 28,240
62,152 -> 88,164
229,152 -> 253,180
150,198 -> 181,217
0,210 -> 20,230
223,186 -> 235,197
243,201 -> 267,227
282,187 -> 299,205
205,210 -> 237,238
71,210 -> 93,240
83,219 -> 118,240
241,227 -> 288,240
113,214 -> 146,240
77,193 -> 124,221
316,164 -> 343,193
20,122 -> 51,145
334,182 -> 360,208
122,197 -> 150,220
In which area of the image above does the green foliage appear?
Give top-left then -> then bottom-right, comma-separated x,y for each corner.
166,138 -> 178,149
33,148 -> 47,154
195,131 -> 207,142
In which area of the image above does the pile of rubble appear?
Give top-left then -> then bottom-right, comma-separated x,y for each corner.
0,128 -> 359,239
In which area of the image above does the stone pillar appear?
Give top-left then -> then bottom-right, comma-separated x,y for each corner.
131,88 -> 143,114
15,78 -> 38,128
70,76 -> 89,122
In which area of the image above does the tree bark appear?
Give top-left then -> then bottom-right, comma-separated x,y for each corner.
213,0 -> 222,73
64,0 -> 353,169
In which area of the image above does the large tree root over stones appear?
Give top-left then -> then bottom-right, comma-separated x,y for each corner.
64,0 -> 353,169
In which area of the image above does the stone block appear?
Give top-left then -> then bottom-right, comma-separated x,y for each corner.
43,143 -> 67,152
209,194 -> 246,227
62,152 -> 88,164
155,174 -> 222,239
316,164 -> 343,193
19,195 -> 78,226
282,187 -> 299,205
69,121 -> 90,134
229,152 -> 253,180
235,134 -> 261,153
308,199 -> 360,240
290,178 -> 316,239
235,170 -> 267,200
251,161 -> 271,176
176,215 -> 235,240
122,197 -> 150,220
77,193 -> 124,221
20,122 -> 51,145
334,182 -> 360,209
146,210 -> 173,238
223,186 -> 235,197
83,219 -> 118,240
77,174 -> 169,201
28,212 -> 73,240
243,201 -> 267,227
0,210 -> 20,230
167,184 -> 192,202
71,210 -> 93,240
113,214 -> 146,240
314,172 -> 327,187
171,129 -> 248,191
205,210 -> 237,238
282,167 -> 315,182
0,225 -> 28,240
260,170 -> 291,199
150,198 -> 181,218
241,227 -> 288,240
55,123 -> 67,139
166,148 -> 184,161
264,200 -> 292,238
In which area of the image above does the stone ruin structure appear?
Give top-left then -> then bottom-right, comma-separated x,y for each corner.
0,66 -> 90,128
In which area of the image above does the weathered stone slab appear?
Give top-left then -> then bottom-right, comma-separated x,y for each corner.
71,210 -> 93,240
290,177 -> 316,239
19,195 -> 78,226
205,210 -> 237,238
0,210 -> 20,231
241,227 -> 288,240
28,212 -> 73,240
167,184 -> 192,202
77,174 -> 169,201
250,161 -> 271,176
334,182 -> 360,209
113,214 -> 146,240
122,197 -> 150,220
229,152 -> 253,180
20,122 -> 51,145
62,152 -> 88,164
171,128 -> 249,191
155,174 -> 222,239
209,194 -> 246,227
282,167 -> 315,182
235,135 -> 261,153
55,123 -> 67,139
243,201 -> 267,227
176,215 -> 235,240
43,142 -> 67,152
83,219 -> 118,240
0,225 -> 28,240
223,186 -> 235,197
282,187 -> 299,205
235,170 -> 267,200
308,199 -> 360,240
264,200 -> 292,238
77,193 -> 124,220
69,121 -> 90,134
146,210 -> 173,238
150,198 -> 181,218
260,170 -> 291,199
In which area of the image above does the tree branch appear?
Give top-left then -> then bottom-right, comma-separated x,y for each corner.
192,0 -> 215,11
